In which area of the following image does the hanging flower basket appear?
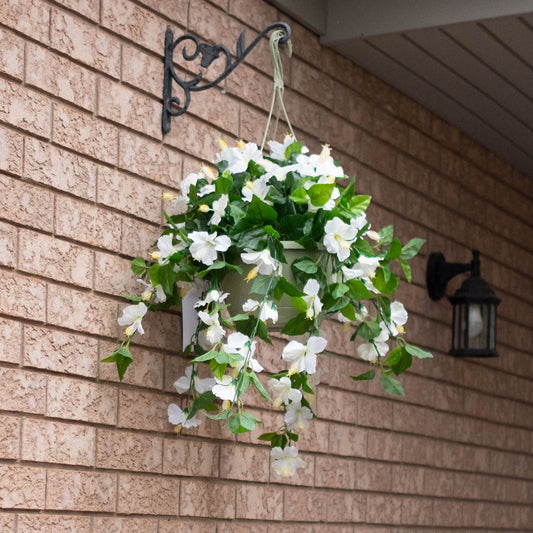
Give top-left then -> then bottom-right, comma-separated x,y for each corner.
105,135 -> 432,477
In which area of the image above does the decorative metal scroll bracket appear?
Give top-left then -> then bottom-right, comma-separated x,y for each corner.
161,22 -> 291,135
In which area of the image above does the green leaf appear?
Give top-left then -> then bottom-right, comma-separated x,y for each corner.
250,371 -> 271,401
101,347 -> 133,381
387,238 -> 402,260
190,348 -> 217,363
250,274 -> 271,296
246,195 -> 278,224
258,432 -> 278,442
284,140 -> 303,160
339,303 -> 357,321
399,259 -> 412,282
188,391 -> 216,417
307,183 -> 335,207
385,346 -> 412,375
330,283 -> 349,299
289,188 -> 308,204
209,359 -> 227,380
346,279 -> 372,300
292,257 -> 318,274
215,171 -> 233,194
378,225 -> 394,245
351,370 -> 376,381
281,313 -> 312,335
380,373 -> 405,396
372,268 -> 399,295
198,261 -> 227,277
131,257 -> 148,276
215,350 -> 243,366
348,194 -> 371,216
290,296 -> 308,313
277,277 -> 305,297
357,321 -> 381,340
264,225 -> 280,239
228,412 -> 260,433
400,238 -> 425,260
404,344 -> 433,359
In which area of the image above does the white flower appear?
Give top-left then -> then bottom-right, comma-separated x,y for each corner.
242,299 -> 279,323
181,171 -> 204,197
212,374 -> 236,401
323,217 -> 358,261
262,160 -> 298,182
209,194 -> 229,225
241,175 -> 272,204
137,279 -> 166,304
268,376 -> 302,408
284,401 -> 313,430
302,279 -> 323,319
271,445 -> 306,477
188,231 -> 231,266
168,404 -> 201,428
357,326 -> 389,361
296,144 -> 344,180
194,289 -> 229,309
281,336 -> 327,375
223,332 -> 263,373
389,301 -> 408,336
118,302 -> 148,336
197,311 -> 225,345
241,248 -> 279,281
268,134 -> 304,161
173,365 -> 215,394
342,255 -> 381,280
152,234 -> 185,264
217,140 -> 263,174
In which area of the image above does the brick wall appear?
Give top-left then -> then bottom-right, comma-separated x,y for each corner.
0,0 -> 532,530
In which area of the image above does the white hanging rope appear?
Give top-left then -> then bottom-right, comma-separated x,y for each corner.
260,29 -> 295,152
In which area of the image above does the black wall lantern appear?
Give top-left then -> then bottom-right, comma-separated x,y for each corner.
426,250 -> 500,357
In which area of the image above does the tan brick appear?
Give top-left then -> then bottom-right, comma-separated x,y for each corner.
315,455 -> 356,489
46,470 -> 116,512
0,126 -> 23,176
24,137 -> 97,200
17,514 -> 91,533
0,317 -> 21,365
292,58 -> 335,109
163,437 -> 219,477
97,167 -> 162,223
92,517 -> 159,533
121,44 -> 162,97
96,428 -> 162,472
118,474 -> 179,515
53,103 -> 118,164
235,484 -> 282,520
26,43 -> 96,111
0,0 -> 49,43
121,216 -> 160,258
433,500 -> 463,528
239,104 -> 268,146
317,387 -> 358,424
118,130 -> 182,187
0,414 -> 20,460
118,389 -> 174,432
0,513 -> 14,531
99,340 -> 164,389
0,27 -> 24,80
53,0 -> 99,20
391,464 -> 425,494
98,78 -> 161,140
188,88 -> 240,136
47,283 -> 118,337
357,394 -> 393,430
101,0 -> 169,53
55,195 -> 122,252
134,0 -> 188,24
392,403 -> 427,435
366,493 -> 402,524
283,487 -> 328,522
94,251 -> 140,297
297,417 -> 330,454
219,443 -> 270,482
401,435 -> 434,466
0,221 -> 16,268
22,418 -> 96,466
355,459 -> 391,492
0,78 -> 51,138
47,375 -> 118,425
424,467 -> 454,497
328,422 -> 367,457
180,479 -> 235,519
360,135 -> 397,177
51,8 -> 119,76
229,0 -> 277,31
160,519 -> 219,533
324,490 -> 355,523
0,270 -> 46,322
19,229 -> 94,288
0,174 -> 54,231
0,464 -> 46,509
401,495 -> 433,525
24,326 -> 98,377
366,429 -> 402,461
226,62 -> 273,112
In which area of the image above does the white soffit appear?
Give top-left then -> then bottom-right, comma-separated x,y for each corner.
270,0 -> 533,177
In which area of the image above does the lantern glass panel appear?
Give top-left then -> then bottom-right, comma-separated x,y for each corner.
464,303 -> 488,350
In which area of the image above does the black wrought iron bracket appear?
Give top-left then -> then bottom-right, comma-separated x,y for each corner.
161,22 -> 291,135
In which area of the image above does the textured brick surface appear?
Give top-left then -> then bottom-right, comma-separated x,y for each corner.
0,0 -> 531,529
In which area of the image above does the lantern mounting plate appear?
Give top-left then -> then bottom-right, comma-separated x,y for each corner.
426,252 -> 475,301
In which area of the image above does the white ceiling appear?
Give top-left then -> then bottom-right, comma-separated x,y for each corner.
270,0 -> 533,178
